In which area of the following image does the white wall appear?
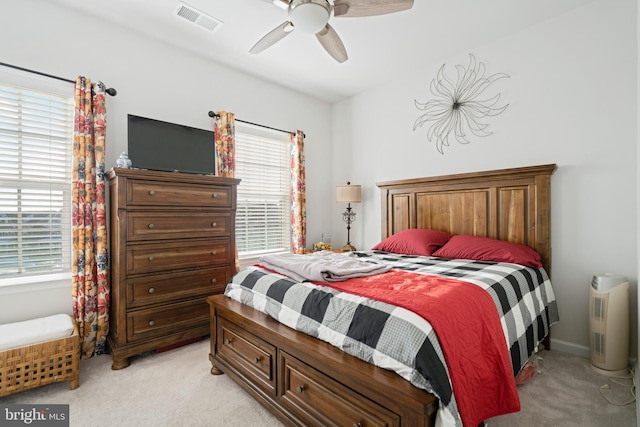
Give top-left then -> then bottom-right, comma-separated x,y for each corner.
332,0 -> 638,358
0,0 -> 333,322
1,0 -> 637,362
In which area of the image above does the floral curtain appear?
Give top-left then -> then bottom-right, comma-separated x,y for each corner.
213,112 -> 235,177
213,112 -> 239,271
290,130 -> 306,253
71,76 -> 109,359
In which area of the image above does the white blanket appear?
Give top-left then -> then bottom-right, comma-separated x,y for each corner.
259,251 -> 391,282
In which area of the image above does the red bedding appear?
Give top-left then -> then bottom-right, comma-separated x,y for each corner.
317,269 -> 520,427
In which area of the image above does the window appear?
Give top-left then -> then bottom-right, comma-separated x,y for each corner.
235,123 -> 291,262
0,70 -> 74,282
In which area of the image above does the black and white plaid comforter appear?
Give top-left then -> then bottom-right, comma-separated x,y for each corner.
224,250 -> 559,427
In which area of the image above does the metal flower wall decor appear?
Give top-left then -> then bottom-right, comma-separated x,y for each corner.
413,53 -> 510,154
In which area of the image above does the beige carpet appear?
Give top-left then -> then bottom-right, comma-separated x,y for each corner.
0,339 -> 636,427
488,349 -> 636,427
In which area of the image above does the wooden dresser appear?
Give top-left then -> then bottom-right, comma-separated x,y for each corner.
107,168 -> 240,370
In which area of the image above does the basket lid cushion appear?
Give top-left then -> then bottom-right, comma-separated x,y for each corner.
0,314 -> 75,351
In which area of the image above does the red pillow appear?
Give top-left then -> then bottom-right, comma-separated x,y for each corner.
372,229 -> 451,256
432,234 -> 542,268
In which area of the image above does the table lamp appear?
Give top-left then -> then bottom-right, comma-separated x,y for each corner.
336,182 -> 361,251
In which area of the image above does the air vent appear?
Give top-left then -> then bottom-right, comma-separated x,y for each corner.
174,2 -> 223,32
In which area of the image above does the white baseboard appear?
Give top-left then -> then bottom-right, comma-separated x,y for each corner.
550,338 -> 590,359
550,338 -> 637,370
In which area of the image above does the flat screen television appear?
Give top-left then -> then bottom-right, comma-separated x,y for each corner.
127,114 -> 215,175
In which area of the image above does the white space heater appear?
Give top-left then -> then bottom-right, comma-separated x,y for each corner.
589,273 -> 629,376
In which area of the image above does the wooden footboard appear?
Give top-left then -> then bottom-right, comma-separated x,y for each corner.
208,294 -> 438,427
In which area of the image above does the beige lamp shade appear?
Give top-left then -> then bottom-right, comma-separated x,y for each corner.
336,184 -> 361,203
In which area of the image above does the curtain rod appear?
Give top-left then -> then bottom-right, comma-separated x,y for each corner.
0,62 -> 117,96
208,111 -> 300,137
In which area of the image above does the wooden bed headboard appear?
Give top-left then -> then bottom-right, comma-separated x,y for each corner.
377,164 -> 557,274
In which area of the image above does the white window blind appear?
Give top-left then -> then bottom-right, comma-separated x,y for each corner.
0,80 -> 74,278
235,124 -> 291,258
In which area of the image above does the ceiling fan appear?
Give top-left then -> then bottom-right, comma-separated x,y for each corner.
250,0 -> 414,63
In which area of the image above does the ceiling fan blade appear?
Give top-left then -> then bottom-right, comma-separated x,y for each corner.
333,0 -> 414,17
271,0 -> 290,9
316,24 -> 348,63
249,21 -> 293,54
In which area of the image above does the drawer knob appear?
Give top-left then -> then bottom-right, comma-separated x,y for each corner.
353,424 -> 363,427
212,193 -> 218,198
211,278 -> 217,284
296,385 -> 305,394
148,320 -> 155,326
148,223 -> 155,229
211,250 -> 217,256
254,357 -> 261,364
225,338 -> 232,345
148,287 -> 155,294
148,256 -> 155,261
149,190 -> 156,196
211,222 -> 217,227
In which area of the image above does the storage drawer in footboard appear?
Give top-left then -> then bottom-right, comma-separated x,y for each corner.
279,351 -> 400,427
216,318 -> 277,396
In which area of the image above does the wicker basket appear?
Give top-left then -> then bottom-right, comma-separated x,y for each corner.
0,318 -> 80,397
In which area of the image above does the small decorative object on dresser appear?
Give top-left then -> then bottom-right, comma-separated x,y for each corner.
115,152 -> 133,168
107,168 -> 239,369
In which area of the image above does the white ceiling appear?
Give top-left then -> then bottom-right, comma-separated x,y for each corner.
50,0 -> 594,103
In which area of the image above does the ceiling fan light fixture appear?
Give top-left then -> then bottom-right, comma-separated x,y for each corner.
289,0 -> 331,34
254,0 -> 414,62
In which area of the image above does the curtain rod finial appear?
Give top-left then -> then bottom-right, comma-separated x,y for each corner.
105,87 -> 117,96
208,111 -> 219,118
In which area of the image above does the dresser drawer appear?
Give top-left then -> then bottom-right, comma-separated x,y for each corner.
127,240 -> 230,275
126,211 -> 231,242
216,318 -> 276,395
127,267 -> 229,309
279,352 -> 400,427
127,179 -> 232,207
126,298 -> 209,342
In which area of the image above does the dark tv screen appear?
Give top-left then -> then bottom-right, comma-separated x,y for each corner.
127,114 -> 215,174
